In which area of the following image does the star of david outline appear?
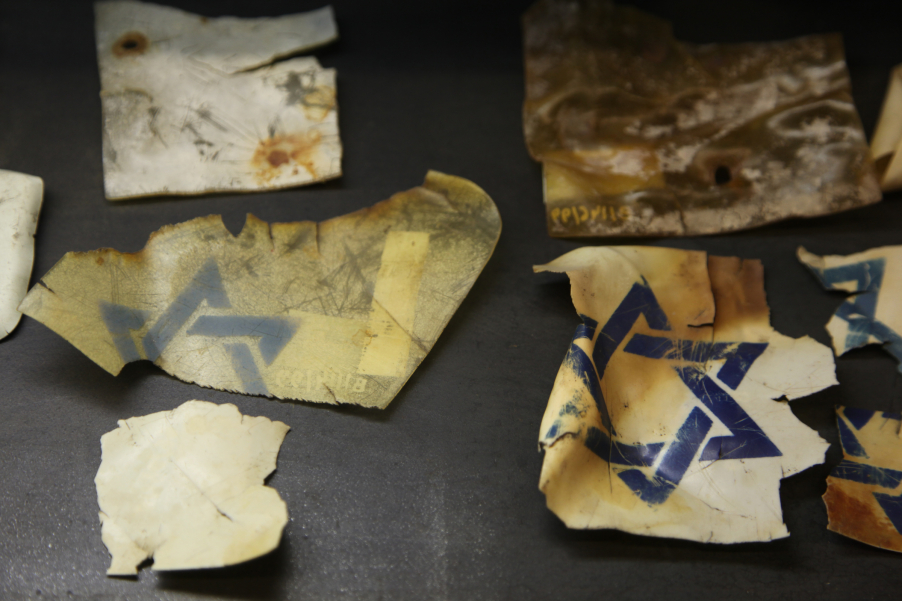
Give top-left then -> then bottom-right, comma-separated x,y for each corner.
548,279 -> 779,505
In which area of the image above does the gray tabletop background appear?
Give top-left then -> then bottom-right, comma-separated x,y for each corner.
2,0 -> 902,599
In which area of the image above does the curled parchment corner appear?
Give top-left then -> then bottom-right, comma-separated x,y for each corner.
95,0 -> 341,199
871,64 -> 902,191
20,171 -> 501,408
95,400 -> 290,575
1,169 -> 43,340
798,245 -> 902,373
534,247 -> 836,542
824,406 -> 902,552
523,0 -> 880,237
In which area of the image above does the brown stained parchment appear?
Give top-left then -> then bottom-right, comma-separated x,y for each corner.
523,0 -> 881,237
19,172 -> 501,409
534,247 -> 836,542
824,406 -> 902,552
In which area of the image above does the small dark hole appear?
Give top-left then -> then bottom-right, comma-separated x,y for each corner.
122,40 -> 138,50
714,165 -> 731,185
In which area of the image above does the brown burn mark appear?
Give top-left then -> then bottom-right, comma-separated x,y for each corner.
251,132 -> 322,183
824,481 -> 902,551
112,32 -> 149,58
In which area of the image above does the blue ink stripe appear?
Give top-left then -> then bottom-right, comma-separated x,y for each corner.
592,280 -> 670,380
837,415 -> 869,458
832,459 -> 902,488
873,492 -> 902,535
575,314 -> 598,340
142,259 -> 231,360
617,407 -> 713,505
841,406 -> 875,431
227,342 -> 268,396
675,366 -> 781,461
100,302 -> 150,362
585,426 -> 664,467
187,315 -> 298,365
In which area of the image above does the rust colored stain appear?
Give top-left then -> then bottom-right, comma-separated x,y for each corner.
251,132 -> 322,183
112,31 -> 149,57
824,481 -> 902,552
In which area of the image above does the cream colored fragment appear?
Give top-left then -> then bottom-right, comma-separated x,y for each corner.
0,170 -> 43,340
798,246 -> 902,372
95,400 -> 289,575
872,65 -> 902,191
95,1 -> 341,199
534,247 -> 836,543
19,172 -> 501,408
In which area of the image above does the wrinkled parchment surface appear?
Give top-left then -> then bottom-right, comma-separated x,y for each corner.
96,400 -> 289,575
20,172 -> 501,408
96,1 -> 340,199
824,406 -> 902,552
534,247 -> 835,542
799,246 -> 902,373
0,170 -> 43,340
523,0 -> 880,237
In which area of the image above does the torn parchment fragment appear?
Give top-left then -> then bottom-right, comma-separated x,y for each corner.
0,170 -> 43,340
824,406 -> 902,552
534,247 -> 836,542
523,0 -> 880,237
96,400 -> 289,575
871,65 -> 902,191
798,246 -> 902,373
20,171 -> 501,408
95,1 -> 341,199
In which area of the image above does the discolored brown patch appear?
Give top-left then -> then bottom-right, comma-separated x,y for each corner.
824,481 -> 902,552
112,31 -> 149,57
267,150 -> 290,167
251,132 -> 322,183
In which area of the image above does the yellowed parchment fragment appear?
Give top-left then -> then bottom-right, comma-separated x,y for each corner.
534,247 -> 836,542
96,400 -> 289,575
96,1 -> 341,199
19,172 -> 501,408
872,65 -> 902,191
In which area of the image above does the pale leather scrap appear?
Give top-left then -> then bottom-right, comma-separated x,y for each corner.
798,246 -> 902,373
0,170 -> 43,339
534,247 -> 835,542
95,1 -> 341,199
523,0 -> 880,237
95,400 -> 290,575
871,65 -> 902,191
824,406 -> 902,552
19,171 -> 501,408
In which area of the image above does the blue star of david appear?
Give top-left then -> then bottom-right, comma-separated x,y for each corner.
550,280 -> 779,505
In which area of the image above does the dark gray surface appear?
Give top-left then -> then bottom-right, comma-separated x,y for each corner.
2,0 -> 902,599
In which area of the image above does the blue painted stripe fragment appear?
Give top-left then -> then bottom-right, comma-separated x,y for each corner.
832,459 -> 902,488
100,302 -> 150,362
585,426 -> 664,467
575,314 -> 599,340
142,259 -> 231,360
187,315 -> 298,365
227,342 -> 269,396
616,407 -> 713,505
841,406 -> 875,430
592,280 -> 671,380
873,492 -> 902,535
676,366 -> 781,461
837,415 -> 869,458
566,342 -> 616,436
